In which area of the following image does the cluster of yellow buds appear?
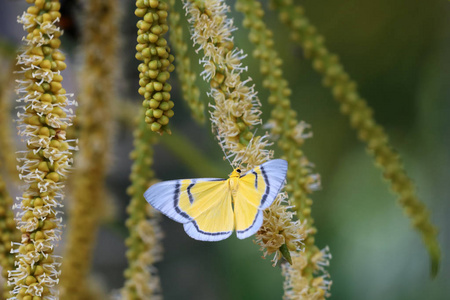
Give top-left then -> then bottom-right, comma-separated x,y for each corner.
184,0 -> 270,168
255,194 -> 305,266
9,0 -> 76,299
135,0 -> 175,134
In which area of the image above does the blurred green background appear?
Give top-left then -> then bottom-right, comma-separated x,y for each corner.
1,0 -> 449,299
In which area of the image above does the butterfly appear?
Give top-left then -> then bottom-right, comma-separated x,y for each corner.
144,159 -> 288,241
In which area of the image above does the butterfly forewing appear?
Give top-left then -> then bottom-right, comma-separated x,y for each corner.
178,179 -> 226,218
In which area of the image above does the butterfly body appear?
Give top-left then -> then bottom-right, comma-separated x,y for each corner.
228,169 -> 240,199
144,159 -> 288,241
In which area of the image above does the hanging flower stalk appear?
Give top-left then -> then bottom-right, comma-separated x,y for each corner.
136,0 -> 175,134
184,0 -> 304,264
121,110 -> 163,300
184,0 -> 267,166
235,0 -> 332,298
270,0 -> 440,275
168,0 -> 205,123
59,0 -> 119,298
0,176 -> 21,299
8,1 -> 76,299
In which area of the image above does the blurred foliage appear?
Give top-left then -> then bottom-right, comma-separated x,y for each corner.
0,0 -> 449,299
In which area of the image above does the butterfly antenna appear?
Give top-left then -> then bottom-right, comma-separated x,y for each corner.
217,137 -> 234,169
238,128 -> 259,170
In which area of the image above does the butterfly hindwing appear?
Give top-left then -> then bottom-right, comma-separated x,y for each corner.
234,159 -> 288,239
144,178 -> 234,242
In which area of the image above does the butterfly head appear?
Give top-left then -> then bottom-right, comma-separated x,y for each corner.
229,168 -> 242,178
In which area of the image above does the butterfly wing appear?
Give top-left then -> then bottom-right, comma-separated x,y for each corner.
234,159 -> 288,239
144,178 -> 234,242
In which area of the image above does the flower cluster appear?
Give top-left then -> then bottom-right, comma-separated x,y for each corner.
8,1 -> 75,299
184,0 -> 269,169
184,0 -> 304,265
121,112 -> 163,300
282,247 -> 332,300
136,0 -> 175,134
255,194 -> 305,266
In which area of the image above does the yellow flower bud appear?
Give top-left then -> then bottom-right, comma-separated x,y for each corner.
25,276 -> 37,285
150,122 -> 161,132
45,172 -> 60,182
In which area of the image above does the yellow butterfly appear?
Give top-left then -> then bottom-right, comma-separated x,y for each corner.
144,159 -> 288,241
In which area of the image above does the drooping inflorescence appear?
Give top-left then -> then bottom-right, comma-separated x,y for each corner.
184,0 -> 269,168
255,194 -> 305,266
9,1 -> 76,299
184,0 -> 304,265
136,0 -> 175,134
270,0 -> 440,276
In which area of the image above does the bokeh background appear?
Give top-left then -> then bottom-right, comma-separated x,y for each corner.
1,0 -> 449,299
